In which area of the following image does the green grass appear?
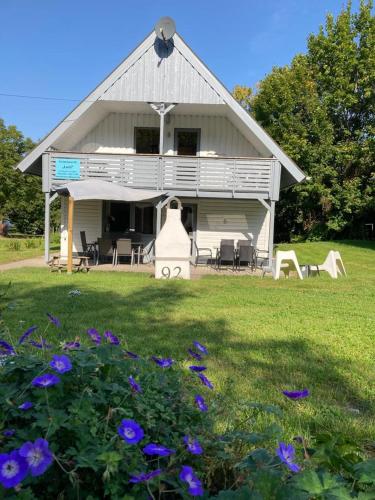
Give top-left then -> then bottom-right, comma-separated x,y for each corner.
0,240 -> 374,448
0,236 -> 59,264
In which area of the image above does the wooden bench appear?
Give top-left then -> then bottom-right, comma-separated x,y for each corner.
48,255 -> 91,273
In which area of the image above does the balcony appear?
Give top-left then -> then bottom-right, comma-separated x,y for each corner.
47,152 -> 280,200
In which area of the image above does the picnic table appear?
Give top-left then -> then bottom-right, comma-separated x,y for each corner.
48,255 -> 90,273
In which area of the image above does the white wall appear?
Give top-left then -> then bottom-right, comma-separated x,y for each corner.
73,113 -> 260,157
195,199 -> 269,253
60,198 -> 102,256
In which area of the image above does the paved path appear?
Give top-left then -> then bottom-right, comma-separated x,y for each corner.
0,256 -> 45,272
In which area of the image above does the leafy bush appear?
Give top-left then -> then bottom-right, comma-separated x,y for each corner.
0,302 -> 375,498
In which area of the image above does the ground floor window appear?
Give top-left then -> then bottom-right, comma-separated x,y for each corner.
106,202 -> 130,233
104,202 -> 154,235
135,205 -> 154,234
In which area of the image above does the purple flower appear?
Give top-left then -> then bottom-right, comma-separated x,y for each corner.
104,330 -> 120,345
29,339 -> 52,349
195,395 -> 208,412
151,356 -> 174,368
129,469 -> 162,483
128,375 -> 142,393
0,340 -> 15,356
193,341 -> 208,355
282,389 -> 309,400
198,373 -> 213,390
188,348 -> 203,361
87,328 -> 101,345
18,325 -> 38,345
18,401 -> 33,411
32,373 -> 60,388
189,365 -> 207,372
3,429 -> 15,437
50,354 -> 72,374
63,341 -> 80,350
183,436 -> 203,455
277,442 -> 300,473
142,444 -> 175,456
118,419 -> 144,445
0,450 -> 28,488
125,350 -> 139,359
19,438 -> 53,476
46,313 -> 61,327
179,465 -> 204,497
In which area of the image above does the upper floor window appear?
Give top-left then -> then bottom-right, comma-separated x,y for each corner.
175,129 -> 200,156
135,127 -> 160,154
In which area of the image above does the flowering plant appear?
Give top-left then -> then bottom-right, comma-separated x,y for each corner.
0,298 -> 374,498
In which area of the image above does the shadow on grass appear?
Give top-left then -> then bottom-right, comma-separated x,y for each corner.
1,277 -> 373,440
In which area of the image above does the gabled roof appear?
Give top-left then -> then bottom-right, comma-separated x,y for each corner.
17,27 -> 305,185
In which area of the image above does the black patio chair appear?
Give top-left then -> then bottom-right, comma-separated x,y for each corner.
97,238 -> 116,266
115,239 -> 134,266
194,241 -> 213,266
216,239 -> 235,270
237,240 -> 256,271
80,231 -> 97,261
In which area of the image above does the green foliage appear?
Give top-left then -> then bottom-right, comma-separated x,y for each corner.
234,1 -> 375,241
0,119 -> 59,234
0,343 -> 210,498
6,240 -> 22,252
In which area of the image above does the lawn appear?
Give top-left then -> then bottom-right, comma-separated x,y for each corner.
0,236 -> 60,264
0,240 -> 374,450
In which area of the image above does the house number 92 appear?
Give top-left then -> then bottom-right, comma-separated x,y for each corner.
161,266 -> 182,279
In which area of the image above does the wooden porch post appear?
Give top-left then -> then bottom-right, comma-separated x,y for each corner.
67,196 -> 74,274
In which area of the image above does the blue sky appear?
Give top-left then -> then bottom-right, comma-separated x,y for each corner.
0,0 -> 360,141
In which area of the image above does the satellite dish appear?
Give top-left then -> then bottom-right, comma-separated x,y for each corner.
154,17 -> 176,41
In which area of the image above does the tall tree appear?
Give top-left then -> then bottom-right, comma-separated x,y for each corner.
0,119 -> 58,234
235,1 -> 375,240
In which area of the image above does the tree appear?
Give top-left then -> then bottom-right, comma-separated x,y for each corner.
0,119 -> 59,234
234,1 -> 375,241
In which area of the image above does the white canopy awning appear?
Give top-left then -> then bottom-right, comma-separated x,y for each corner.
56,179 -> 165,202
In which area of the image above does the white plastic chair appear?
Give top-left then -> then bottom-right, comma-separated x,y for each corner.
273,250 -> 303,280
317,250 -> 346,279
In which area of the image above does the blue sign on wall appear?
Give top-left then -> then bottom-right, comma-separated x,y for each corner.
55,158 -> 81,180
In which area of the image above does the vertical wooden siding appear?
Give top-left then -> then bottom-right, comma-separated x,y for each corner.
100,43 -> 223,104
60,198 -> 102,256
196,199 -> 269,253
73,113 -> 260,157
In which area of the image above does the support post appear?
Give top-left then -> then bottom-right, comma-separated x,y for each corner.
67,196 -> 74,274
156,200 -> 162,236
159,108 -> 165,155
268,200 -> 275,268
44,193 -> 50,263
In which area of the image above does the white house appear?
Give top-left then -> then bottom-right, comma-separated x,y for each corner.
17,17 -> 305,267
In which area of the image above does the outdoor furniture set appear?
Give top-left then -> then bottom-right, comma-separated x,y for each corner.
195,239 -> 258,271
264,249 -> 347,280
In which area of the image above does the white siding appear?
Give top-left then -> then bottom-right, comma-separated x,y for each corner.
100,43 -> 223,105
196,199 -> 269,253
60,198 -> 102,256
74,113 -> 260,157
